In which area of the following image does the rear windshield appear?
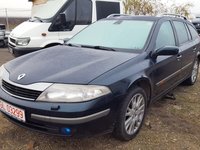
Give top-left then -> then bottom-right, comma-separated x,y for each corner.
68,20 -> 154,52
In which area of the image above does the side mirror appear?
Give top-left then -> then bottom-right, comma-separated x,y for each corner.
152,46 -> 179,59
59,13 -> 67,26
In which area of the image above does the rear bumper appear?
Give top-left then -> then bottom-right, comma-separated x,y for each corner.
8,43 -> 41,57
0,87 -> 119,137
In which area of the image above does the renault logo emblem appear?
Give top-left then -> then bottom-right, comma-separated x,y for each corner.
17,73 -> 26,80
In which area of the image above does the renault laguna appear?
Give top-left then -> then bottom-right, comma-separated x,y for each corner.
0,14 -> 200,141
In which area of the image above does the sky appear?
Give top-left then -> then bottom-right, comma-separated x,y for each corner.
164,0 -> 200,16
0,0 -> 32,17
0,0 -> 199,17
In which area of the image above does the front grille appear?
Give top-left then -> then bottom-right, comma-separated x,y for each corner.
2,80 -> 42,100
10,37 -> 16,44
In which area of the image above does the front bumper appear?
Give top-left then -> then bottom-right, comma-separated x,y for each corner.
0,87 -> 118,137
8,43 -> 41,57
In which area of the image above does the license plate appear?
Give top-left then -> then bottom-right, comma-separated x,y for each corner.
0,100 -> 26,122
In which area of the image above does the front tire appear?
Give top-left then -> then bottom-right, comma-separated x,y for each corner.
184,59 -> 199,85
113,86 -> 147,141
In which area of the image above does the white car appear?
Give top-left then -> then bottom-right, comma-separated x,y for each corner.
0,24 -> 6,47
8,0 -> 123,57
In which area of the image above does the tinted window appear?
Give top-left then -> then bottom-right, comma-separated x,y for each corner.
76,0 -> 92,25
50,0 -> 92,31
96,2 -> 120,20
185,24 -> 192,40
156,21 -> 175,49
68,20 -> 154,51
188,24 -> 199,39
173,21 -> 189,44
64,0 -> 76,29
0,25 -> 6,30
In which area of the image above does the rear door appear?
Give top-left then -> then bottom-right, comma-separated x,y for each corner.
172,21 -> 197,79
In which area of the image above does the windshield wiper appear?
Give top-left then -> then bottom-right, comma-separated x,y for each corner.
81,45 -> 116,51
32,16 -> 43,22
94,46 -> 116,51
65,43 -> 81,47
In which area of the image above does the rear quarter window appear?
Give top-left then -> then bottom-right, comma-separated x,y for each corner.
188,24 -> 199,39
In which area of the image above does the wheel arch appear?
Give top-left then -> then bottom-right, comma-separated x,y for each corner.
128,77 -> 152,106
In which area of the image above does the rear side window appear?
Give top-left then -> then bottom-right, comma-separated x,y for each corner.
173,21 -> 189,44
188,24 -> 199,39
96,2 -> 120,20
156,21 -> 176,49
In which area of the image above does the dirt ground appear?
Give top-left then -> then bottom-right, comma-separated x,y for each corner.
0,48 -> 200,150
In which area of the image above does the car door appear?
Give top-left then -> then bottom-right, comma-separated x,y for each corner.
150,21 -> 182,96
58,0 -> 93,40
172,21 -> 197,79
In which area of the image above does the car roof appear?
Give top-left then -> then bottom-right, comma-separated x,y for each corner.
105,15 -> 192,24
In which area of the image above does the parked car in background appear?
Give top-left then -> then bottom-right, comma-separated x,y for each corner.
8,0 -> 123,57
0,14 -> 200,141
192,17 -> 200,34
3,31 -> 11,47
0,24 -> 6,47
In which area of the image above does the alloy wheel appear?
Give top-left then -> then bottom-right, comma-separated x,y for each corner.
191,60 -> 199,83
124,93 -> 145,135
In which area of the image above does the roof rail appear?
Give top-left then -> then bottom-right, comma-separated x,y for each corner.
160,13 -> 187,20
107,14 -> 130,18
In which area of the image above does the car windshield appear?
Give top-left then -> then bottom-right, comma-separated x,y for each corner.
67,20 -> 154,52
31,0 -> 67,19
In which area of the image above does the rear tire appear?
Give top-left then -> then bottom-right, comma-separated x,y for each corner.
113,86 -> 147,141
184,59 -> 199,85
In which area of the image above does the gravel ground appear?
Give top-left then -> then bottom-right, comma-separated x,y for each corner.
0,48 -> 200,150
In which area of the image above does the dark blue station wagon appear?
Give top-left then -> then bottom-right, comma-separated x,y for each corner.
0,15 -> 200,141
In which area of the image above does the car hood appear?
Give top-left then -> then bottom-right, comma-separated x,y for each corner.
9,21 -> 51,38
5,46 -> 138,85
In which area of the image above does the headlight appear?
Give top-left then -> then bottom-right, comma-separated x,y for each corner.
16,38 -> 30,46
0,65 -> 5,85
37,84 -> 111,103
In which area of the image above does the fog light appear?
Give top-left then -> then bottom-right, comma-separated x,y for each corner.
62,128 -> 71,135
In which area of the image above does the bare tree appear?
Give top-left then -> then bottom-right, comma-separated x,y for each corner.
123,0 -> 193,18
123,0 -> 154,15
171,3 -> 193,18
